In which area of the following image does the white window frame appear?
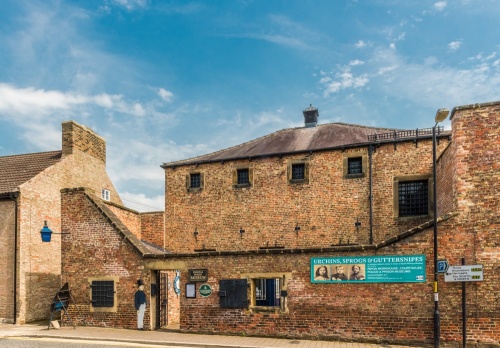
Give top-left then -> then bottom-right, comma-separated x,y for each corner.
101,189 -> 110,201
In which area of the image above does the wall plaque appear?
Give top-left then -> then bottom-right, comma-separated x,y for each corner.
188,269 -> 208,282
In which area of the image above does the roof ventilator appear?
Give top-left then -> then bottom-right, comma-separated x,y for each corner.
303,104 -> 319,128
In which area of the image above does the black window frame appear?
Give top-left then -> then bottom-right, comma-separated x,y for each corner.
186,172 -> 204,192
233,167 -> 253,189
343,153 -> 367,179
91,280 -> 114,308
190,173 -> 201,188
237,168 -> 250,185
347,157 -> 363,175
291,163 -> 305,180
288,161 -> 309,184
398,179 -> 429,217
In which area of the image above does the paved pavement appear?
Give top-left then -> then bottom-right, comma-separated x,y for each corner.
0,322 -> 428,348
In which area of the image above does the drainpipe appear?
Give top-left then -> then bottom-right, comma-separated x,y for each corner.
368,145 -> 374,245
9,192 -> 19,324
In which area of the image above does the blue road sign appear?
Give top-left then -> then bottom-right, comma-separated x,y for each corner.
437,259 -> 449,273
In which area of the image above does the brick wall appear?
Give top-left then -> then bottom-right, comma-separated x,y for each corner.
440,102 -> 500,346
1,120 -> 124,324
62,121 -> 106,163
174,241 -> 434,345
61,188 -> 150,329
164,137 -> 451,253
105,202 -> 142,239
0,200 -> 16,322
436,141 -> 455,216
17,162 -> 65,323
141,212 -> 165,249
160,104 -> 500,346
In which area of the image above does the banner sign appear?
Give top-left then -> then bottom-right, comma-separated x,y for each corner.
311,254 -> 426,283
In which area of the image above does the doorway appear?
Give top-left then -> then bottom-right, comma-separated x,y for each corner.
154,270 -> 180,330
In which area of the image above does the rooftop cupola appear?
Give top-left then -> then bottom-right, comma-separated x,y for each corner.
303,104 -> 319,128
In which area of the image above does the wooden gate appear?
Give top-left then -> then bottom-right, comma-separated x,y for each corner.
156,271 -> 169,328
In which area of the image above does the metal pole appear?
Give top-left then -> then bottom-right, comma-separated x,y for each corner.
433,125 -> 440,348
368,145 -> 373,245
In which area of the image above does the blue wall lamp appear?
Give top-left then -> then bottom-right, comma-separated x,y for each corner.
40,221 -> 69,242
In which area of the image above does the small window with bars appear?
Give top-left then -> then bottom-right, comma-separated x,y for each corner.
398,180 -> 429,217
347,157 -> 363,175
291,163 -> 305,180
237,168 -> 249,185
190,173 -> 201,188
255,278 -> 281,307
91,280 -> 114,307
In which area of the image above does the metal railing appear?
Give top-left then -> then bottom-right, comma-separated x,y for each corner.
368,126 -> 444,142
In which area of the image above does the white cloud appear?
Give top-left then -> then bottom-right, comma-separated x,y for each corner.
355,40 -> 366,48
237,14 -> 324,50
434,1 -> 447,11
158,88 -> 174,102
0,83 -> 150,119
320,68 -> 370,97
0,83 -> 85,116
320,45 -> 500,114
372,47 -> 500,108
111,0 -> 149,11
448,41 -> 462,51
349,59 -> 365,66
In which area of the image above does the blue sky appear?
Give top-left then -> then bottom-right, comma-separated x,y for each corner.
0,0 -> 499,211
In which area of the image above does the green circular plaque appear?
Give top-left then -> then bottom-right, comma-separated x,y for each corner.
198,283 -> 212,297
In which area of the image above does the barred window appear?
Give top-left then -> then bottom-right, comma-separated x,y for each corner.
398,180 -> 429,217
347,157 -> 362,175
190,173 -> 201,188
91,280 -> 114,307
237,168 -> 249,185
291,163 -> 305,180
254,278 -> 281,307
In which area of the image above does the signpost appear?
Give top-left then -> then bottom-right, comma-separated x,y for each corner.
444,265 -> 483,282
445,260 -> 484,348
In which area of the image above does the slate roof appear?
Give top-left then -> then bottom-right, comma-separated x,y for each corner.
0,151 -> 63,195
162,122 -> 399,168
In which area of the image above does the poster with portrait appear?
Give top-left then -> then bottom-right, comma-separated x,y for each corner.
310,254 -> 426,283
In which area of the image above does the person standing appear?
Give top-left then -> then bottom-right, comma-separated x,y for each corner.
134,280 -> 147,330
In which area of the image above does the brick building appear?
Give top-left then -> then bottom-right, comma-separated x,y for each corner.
59,101 -> 498,347
0,121 -> 123,324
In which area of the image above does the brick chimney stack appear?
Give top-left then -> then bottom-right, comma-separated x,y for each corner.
61,121 -> 106,163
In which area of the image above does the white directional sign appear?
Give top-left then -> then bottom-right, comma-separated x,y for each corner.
444,265 -> 483,282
